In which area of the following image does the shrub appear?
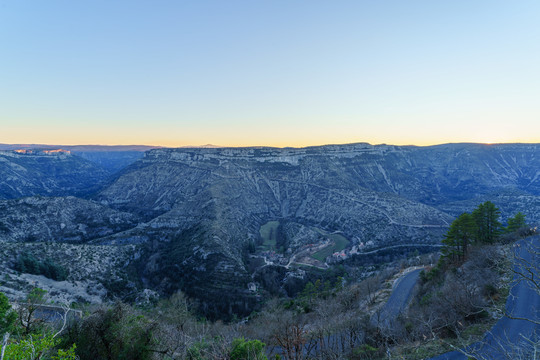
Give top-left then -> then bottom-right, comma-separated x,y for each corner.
230,337 -> 268,360
70,303 -> 160,360
13,252 -> 68,281
351,344 -> 379,359
0,291 -> 17,333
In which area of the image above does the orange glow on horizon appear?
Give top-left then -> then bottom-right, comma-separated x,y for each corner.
3,137 -> 540,149
3,126 -> 540,149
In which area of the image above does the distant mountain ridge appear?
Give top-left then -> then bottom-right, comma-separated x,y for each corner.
0,144 -> 160,152
0,144 -> 160,192
0,149 -> 111,199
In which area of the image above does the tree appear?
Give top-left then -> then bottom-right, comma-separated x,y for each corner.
472,201 -> 501,243
72,302 -> 162,360
275,222 -> 287,253
0,292 -> 16,335
2,334 -> 77,360
442,213 -> 477,262
1,292 -> 16,360
1,289 -> 76,360
262,309 -> 308,360
230,337 -> 268,360
506,212 -> 527,233
18,287 -> 48,336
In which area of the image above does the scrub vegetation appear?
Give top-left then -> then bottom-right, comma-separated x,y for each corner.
1,202 -> 536,359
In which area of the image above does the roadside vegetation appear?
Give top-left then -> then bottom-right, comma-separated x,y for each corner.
393,202 -> 534,358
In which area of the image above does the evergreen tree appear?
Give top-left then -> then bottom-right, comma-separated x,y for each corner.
442,213 -> 477,262
506,212 -> 527,233
472,201 -> 501,243
275,221 -> 287,253
0,292 -> 16,334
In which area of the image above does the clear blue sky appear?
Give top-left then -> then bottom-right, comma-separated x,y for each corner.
1,0 -> 539,147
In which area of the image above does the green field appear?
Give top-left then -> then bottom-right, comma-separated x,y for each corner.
259,221 -> 280,250
311,231 -> 350,262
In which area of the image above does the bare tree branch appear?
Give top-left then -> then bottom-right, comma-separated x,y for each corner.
1,333 -> 9,360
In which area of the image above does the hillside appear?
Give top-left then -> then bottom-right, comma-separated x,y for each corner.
0,196 -> 137,243
91,143 -> 540,315
2,142 -> 540,318
0,150 -> 111,199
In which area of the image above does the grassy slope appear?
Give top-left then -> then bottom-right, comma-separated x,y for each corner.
312,231 -> 350,262
259,221 -> 279,250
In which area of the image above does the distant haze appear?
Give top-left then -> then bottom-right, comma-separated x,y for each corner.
0,144 -> 160,152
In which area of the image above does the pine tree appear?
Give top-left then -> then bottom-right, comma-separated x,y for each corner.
442,213 -> 477,262
506,212 -> 527,233
472,201 -> 501,243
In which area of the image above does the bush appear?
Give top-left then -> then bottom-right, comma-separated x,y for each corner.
0,291 -> 17,333
13,252 -> 68,281
187,339 -> 210,360
69,303 -> 160,360
230,337 -> 268,360
351,344 -> 379,359
483,283 -> 498,298
4,333 -> 77,360
420,263 -> 442,283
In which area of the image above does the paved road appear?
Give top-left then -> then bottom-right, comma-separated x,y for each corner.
430,235 -> 540,360
372,268 -> 422,328
269,268 -> 424,358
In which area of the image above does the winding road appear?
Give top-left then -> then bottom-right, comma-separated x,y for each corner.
269,236 -> 539,359
430,235 -> 540,360
372,268 -> 423,328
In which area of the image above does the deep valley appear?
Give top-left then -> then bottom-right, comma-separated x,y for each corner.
1,142 -> 540,320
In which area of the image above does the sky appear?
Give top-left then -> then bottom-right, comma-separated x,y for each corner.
1,0 -> 539,147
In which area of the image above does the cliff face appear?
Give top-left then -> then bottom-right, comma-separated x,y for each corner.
3,142 -> 540,317
100,143 -> 540,209
99,145 -> 459,238
90,143 -> 540,316
98,143 -> 540,231
0,151 -> 111,199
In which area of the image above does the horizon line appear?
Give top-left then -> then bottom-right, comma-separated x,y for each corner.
1,141 -> 539,150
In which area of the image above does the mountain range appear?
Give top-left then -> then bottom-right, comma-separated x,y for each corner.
1,142 -> 539,318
